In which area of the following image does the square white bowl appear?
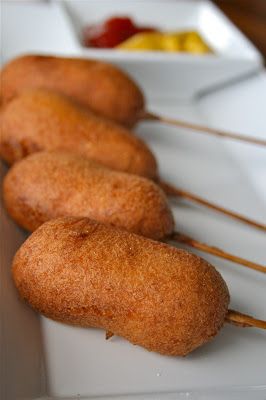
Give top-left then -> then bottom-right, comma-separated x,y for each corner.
61,0 -> 264,99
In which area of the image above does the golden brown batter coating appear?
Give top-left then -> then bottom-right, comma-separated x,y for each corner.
0,89 -> 157,179
12,217 -> 230,356
3,151 -> 173,239
0,54 -> 144,127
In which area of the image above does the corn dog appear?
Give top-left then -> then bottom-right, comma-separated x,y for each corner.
3,151 -> 173,239
12,216 -> 230,356
0,89 -> 157,179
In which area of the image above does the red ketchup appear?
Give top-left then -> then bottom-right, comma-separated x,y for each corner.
83,16 -> 156,48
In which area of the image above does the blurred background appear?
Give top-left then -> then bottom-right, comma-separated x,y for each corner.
213,0 -> 266,58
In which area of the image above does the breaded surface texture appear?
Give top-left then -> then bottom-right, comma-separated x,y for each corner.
1,54 -> 144,127
12,217 -> 230,356
3,151 -> 173,239
0,89 -> 157,179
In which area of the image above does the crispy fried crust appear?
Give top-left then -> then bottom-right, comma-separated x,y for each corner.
12,217 -> 230,356
0,89 -> 157,179
0,54 -> 144,127
3,151 -> 173,239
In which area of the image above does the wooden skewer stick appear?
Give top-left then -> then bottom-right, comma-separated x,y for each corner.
105,331 -> 114,340
160,181 -> 266,233
142,112 -> 266,147
226,310 -> 266,329
171,232 -> 266,274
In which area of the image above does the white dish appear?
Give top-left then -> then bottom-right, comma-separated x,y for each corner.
61,0 -> 264,99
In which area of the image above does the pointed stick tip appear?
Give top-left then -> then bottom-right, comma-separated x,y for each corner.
105,331 -> 114,340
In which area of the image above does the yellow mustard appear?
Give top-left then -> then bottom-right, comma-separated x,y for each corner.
117,31 -> 211,54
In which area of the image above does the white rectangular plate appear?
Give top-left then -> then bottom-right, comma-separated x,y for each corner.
2,83 -> 266,399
